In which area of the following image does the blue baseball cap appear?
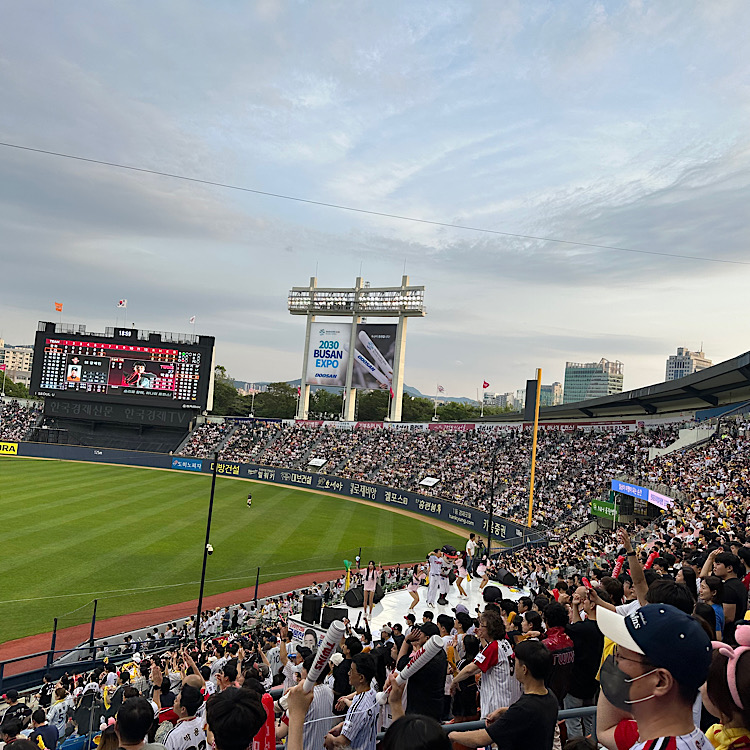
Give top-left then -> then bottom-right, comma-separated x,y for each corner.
597,603 -> 711,690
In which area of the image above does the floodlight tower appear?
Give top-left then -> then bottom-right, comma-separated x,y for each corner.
288,276 -> 426,422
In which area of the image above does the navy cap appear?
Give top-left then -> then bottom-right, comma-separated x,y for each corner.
597,603 -> 711,690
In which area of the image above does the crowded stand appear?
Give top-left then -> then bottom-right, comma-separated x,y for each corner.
5,405 -> 750,748
176,421 -> 232,459
3,494 -> 749,749
0,399 -> 41,441
198,421 -> 684,532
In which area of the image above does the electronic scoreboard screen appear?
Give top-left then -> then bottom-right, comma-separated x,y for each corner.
30,324 -> 215,410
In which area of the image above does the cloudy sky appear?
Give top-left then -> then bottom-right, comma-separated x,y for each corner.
1,1 -> 749,398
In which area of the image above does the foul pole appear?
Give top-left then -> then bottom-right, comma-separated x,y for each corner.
527,368 -> 542,528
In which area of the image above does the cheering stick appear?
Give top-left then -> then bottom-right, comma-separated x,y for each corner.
302,620 -> 346,693
376,634 -> 443,705
358,331 -> 394,378
353,351 -> 391,388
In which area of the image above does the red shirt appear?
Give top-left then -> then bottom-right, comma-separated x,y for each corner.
251,693 -> 276,750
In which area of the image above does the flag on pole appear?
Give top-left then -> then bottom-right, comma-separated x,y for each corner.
0,364 -> 5,371
483,380 -> 490,389
117,299 -> 128,308
297,386 -> 301,396
54,302 -> 63,313
189,316 -> 196,324
389,386 -> 395,398
437,384 -> 445,393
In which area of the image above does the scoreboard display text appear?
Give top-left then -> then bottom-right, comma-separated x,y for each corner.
31,329 -> 214,409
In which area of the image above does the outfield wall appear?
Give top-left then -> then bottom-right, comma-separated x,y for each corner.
2,441 -> 532,546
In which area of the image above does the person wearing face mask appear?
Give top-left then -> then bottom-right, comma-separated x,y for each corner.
596,603 -> 714,750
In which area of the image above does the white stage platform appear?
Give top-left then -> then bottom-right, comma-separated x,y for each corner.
353,575 -> 525,634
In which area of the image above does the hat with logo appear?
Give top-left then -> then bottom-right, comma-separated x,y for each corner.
597,603 -> 711,689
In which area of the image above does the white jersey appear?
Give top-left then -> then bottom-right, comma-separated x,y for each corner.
302,683 -> 336,750
474,639 -> 522,718
341,688 -> 379,750
428,555 -> 442,576
164,716 -> 206,750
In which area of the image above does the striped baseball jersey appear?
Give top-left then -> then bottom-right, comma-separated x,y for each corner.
614,720 -> 713,750
474,638 -> 522,718
341,688 -> 379,750
303,683 -> 336,750
164,716 -> 206,750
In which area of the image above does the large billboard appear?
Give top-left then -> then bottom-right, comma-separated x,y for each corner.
30,324 -> 215,410
305,323 -> 351,386
305,323 -> 397,391
352,324 -> 397,391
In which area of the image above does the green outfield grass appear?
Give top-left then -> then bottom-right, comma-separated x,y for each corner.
0,457 -> 465,643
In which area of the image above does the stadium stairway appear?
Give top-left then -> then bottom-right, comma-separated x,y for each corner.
648,424 -> 716,460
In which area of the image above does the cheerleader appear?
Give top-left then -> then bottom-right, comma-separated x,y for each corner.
360,560 -> 382,617
455,552 -> 468,598
476,554 -> 489,591
406,564 -> 426,610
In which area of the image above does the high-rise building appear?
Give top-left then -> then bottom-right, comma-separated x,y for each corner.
563,359 -> 624,404
0,343 -> 34,387
665,347 -> 712,381
539,382 -> 563,407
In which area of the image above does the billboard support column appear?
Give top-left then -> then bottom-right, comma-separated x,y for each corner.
296,277 -> 317,419
343,277 -> 363,421
388,280 -> 409,422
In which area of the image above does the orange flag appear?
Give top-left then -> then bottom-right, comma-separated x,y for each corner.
54,302 -> 63,312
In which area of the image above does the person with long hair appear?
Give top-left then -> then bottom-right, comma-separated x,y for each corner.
360,560 -> 381,618
407,564 -> 426,611
703,624 -> 750,749
455,552 -> 468,598
676,565 -> 698,601
476,554 -> 490,591
700,575 -> 726,641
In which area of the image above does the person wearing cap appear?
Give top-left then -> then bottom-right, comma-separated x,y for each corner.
2,690 -> 31,729
379,626 -> 394,648
596,603 -> 713,750
279,638 -> 312,691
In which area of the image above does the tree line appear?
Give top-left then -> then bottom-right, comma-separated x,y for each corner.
211,366 -> 516,422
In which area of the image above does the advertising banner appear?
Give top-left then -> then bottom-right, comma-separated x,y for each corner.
352,324 -> 397,391
305,323 -> 351,387
611,479 -> 649,501
172,457 -> 203,472
646,489 -> 674,510
591,498 -> 619,520
0,442 -> 18,455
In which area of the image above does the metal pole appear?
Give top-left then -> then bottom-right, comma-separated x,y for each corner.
47,618 -> 58,669
297,277 -> 317,419
196,451 -> 220,639
89,600 -> 98,657
254,567 -> 260,607
343,277 -> 363,421
388,277 -> 409,422
488,451 -> 496,558
527,368 -> 543,528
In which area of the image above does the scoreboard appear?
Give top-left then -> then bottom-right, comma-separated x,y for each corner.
30,324 -> 215,411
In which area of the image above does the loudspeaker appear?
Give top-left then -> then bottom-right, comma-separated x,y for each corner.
482,585 -> 503,603
344,587 -> 364,608
322,606 -> 348,628
496,568 -> 519,587
301,595 -> 323,625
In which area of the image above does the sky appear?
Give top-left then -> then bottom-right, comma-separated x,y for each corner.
1,0 -> 749,399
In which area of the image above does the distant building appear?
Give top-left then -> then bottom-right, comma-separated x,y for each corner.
665,347 -> 712,381
0,342 -> 33,387
539,382 -> 563,407
563,359 -> 624,404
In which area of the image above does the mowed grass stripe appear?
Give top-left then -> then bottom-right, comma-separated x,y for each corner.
0,458 -> 465,642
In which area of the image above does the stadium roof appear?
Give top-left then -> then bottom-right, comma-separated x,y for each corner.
496,350 -> 750,421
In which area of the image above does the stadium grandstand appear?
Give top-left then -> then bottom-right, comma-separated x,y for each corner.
2,355 -> 749,749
